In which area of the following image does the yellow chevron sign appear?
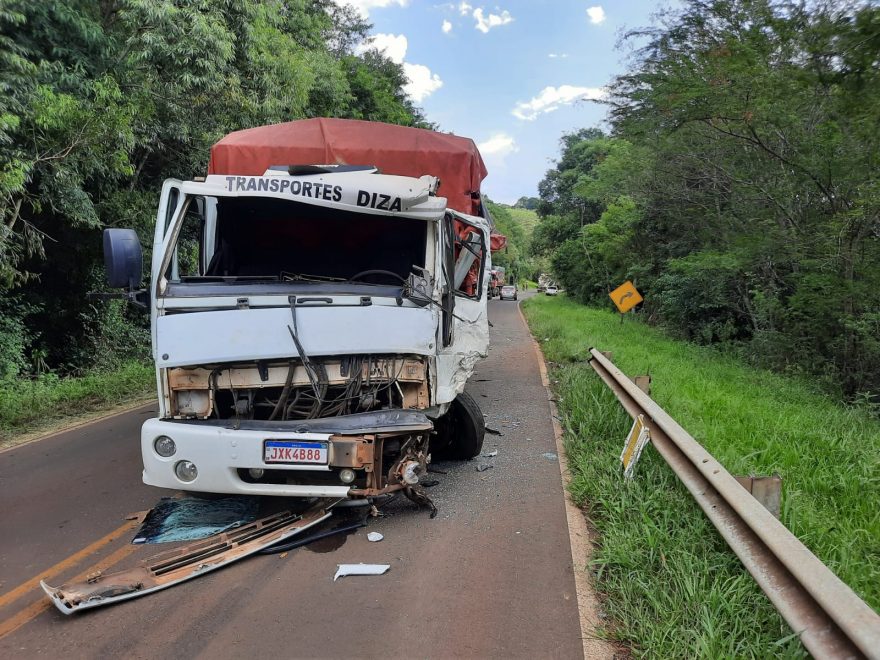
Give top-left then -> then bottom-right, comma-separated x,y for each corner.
609,280 -> 643,313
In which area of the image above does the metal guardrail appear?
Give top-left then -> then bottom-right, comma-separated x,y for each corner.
588,348 -> 880,660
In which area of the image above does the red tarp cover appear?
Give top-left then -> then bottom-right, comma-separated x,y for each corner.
208,118 -> 488,216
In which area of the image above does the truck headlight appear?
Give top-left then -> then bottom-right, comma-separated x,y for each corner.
154,435 -> 176,457
174,460 -> 198,482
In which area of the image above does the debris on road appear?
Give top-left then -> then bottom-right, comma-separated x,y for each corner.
420,479 -> 440,487
483,450 -> 498,457
542,452 -> 558,461
41,499 -> 338,614
367,532 -> 384,542
410,485 -> 438,518
476,463 -> 494,472
485,427 -> 503,436
259,513 -> 367,555
334,564 -> 391,581
132,496 -> 258,544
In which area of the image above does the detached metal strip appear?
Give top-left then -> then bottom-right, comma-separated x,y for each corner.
588,349 -> 880,660
41,499 -> 338,614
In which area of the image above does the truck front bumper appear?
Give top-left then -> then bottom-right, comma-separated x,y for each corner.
141,411 -> 434,497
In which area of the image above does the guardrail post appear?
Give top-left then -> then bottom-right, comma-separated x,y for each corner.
734,474 -> 782,519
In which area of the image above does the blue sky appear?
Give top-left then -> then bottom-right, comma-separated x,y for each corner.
337,0 -> 666,204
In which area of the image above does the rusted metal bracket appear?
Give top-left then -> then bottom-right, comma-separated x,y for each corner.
734,474 -> 782,519
632,375 -> 651,395
41,499 -> 339,614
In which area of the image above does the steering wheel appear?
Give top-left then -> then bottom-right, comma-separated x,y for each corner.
348,269 -> 407,285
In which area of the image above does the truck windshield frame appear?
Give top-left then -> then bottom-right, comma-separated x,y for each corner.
158,193 -> 432,296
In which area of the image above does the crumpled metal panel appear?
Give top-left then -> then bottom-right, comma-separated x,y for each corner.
41,500 -> 337,614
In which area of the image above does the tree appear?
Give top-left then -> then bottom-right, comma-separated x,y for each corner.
536,0 -> 880,398
0,0 -> 430,376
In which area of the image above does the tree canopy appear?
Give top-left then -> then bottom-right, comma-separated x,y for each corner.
0,0 -> 429,378
532,0 -> 880,400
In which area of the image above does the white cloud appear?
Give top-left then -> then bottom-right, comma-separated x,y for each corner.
356,33 -> 443,103
548,53 -> 568,59
458,2 -> 472,16
359,32 -> 408,63
586,5 -> 606,24
403,63 -> 443,102
442,19 -> 453,34
334,0 -> 408,19
512,85 -> 606,120
473,8 -> 514,33
478,133 -> 518,159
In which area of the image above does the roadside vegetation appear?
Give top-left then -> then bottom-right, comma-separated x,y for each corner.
484,198 -> 544,285
531,0 -> 880,404
0,360 -> 153,443
0,1 -> 429,436
523,295 -> 880,657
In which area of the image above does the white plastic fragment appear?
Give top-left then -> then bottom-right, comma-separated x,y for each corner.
483,450 -> 498,457
367,532 -> 384,542
333,563 -> 390,581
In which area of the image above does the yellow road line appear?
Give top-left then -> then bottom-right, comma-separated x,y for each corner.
0,537 -> 140,639
0,519 -> 137,610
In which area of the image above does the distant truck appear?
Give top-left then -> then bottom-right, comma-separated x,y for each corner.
488,266 -> 506,298
537,273 -> 553,293
101,118 -> 505,513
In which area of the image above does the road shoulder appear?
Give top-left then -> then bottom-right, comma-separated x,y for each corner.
519,300 -> 616,660
0,397 -> 154,454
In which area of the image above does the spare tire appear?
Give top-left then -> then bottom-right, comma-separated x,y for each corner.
432,391 -> 485,460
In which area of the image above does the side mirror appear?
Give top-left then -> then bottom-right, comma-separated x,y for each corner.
103,228 -> 143,289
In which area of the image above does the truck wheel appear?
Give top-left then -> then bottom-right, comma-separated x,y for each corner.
432,391 -> 485,460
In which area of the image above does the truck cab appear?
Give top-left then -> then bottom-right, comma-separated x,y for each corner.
103,120 -> 496,513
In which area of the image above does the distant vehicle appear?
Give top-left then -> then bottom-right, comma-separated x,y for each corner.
488,267 -> 506,298
537,273 -> 553,292
545,286 -> 559,296
500,285 -> 517,301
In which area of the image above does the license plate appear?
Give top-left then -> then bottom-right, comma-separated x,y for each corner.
264,440 -> 328,464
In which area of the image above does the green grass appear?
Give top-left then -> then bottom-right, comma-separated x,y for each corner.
522,295 -> 880,658
0,360 -> 154,441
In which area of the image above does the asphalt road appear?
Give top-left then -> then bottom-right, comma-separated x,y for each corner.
0,296 -> 585,659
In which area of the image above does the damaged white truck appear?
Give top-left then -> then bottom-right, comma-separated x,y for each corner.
102,118 -> 504,516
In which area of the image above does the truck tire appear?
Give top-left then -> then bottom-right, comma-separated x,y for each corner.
432,391 -> 485,460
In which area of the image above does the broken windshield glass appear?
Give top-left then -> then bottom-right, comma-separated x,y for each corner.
166,195 -> 429,287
